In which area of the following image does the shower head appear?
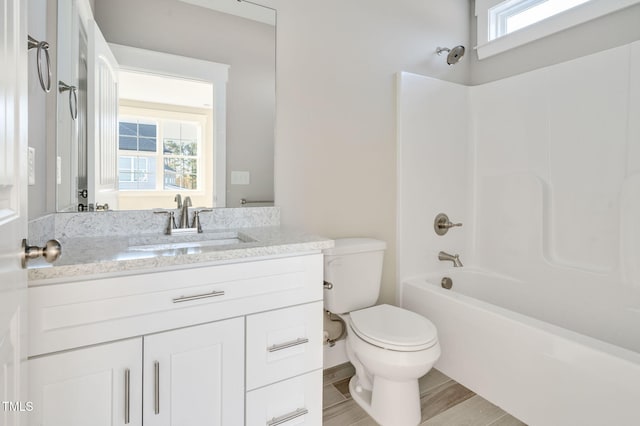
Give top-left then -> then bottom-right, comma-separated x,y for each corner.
436,45 -> 465,65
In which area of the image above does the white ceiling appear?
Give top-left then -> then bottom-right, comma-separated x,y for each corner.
119,70 -> 214,109
177,0 -> 276,25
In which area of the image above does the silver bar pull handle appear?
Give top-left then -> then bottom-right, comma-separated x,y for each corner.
267,408 -> 309,426
124,368 -> 130,424
172,290 -> 225,303
154,361 -> 160,415
267,337 -> 309,353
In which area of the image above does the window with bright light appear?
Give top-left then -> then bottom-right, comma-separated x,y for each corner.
489,0 -> 591,40
118,114 -> 203,192
475,0 -> 640,59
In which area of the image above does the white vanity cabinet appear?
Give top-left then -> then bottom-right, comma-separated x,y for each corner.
28,253 -> 324,425
29,338 -> 143,426
143,318 -> 244,426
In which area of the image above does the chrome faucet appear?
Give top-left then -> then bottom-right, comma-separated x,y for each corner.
438,251 -> 463,267
178,196 -> 192,229
174,194 -> 182,209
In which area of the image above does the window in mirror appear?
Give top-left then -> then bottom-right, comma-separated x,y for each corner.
162,122 -> 199,190
117,101 -> 213,210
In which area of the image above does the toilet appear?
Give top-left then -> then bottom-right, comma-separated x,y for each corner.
323,238 -> 440,426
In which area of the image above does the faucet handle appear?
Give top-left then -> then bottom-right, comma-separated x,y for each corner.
434,213 -> 463,236
192,209 -> 213,233
154,210 -> 177,235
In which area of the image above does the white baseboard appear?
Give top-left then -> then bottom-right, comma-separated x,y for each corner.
323,339 -> 348,369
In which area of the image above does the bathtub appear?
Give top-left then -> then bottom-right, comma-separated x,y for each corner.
401,270 -> 640,426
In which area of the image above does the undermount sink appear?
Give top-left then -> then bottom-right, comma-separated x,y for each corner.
128,232 -> 256,252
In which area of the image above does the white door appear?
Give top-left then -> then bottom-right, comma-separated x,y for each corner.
29,339 -> 143,426
87,18 -> 119,210
0,0 -> 28,424
143,318 -> 244,426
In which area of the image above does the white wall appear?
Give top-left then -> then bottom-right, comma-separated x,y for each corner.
274,0 -> 471,306
27,0 -> 51,219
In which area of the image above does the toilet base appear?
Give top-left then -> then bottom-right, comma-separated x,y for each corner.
349,374 -> 422,426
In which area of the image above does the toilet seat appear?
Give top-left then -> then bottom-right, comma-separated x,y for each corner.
349,304 -> 438,351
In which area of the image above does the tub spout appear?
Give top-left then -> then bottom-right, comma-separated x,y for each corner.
438,251 -> 463,267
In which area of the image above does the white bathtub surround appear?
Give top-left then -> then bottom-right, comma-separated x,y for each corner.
402,273 -> 640,426
397,40 -> 640,425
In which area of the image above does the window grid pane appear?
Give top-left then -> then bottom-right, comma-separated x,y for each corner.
118,117 -> 202,192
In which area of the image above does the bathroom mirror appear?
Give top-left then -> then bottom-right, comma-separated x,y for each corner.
54,0 -> 276,212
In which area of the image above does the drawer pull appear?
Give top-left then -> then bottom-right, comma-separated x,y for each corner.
124,368 -> 130,424
267,337 -> 309,353
172,290 -> 225,303
154,361 -> 160,414
267,407 -> 309,426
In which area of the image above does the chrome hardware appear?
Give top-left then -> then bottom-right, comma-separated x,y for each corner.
325,311 -> 346,347
323,281 -> 333,290
192,209 -> 213,233
154,361 -> 160,415
174,194 -> 182,209
178,196 -> 192,229
124,368 -> 130,424
28,35 -> 52,92
434,213 -> 462,236
21,239 -> 62,268
78,203 -> 87,211
154,211 -> 177,235
441,276 -> 453,289
96,203 -> 109,211
58,81 -> 78,120
267,337 -> 309,353
241,198 -> 274,205
172,290 -> 225,303
267,408 -> 309,426
78,189 -> 88,198
438,251 -> 463,267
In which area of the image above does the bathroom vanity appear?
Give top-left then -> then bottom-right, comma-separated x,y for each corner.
27,208 -> 331,425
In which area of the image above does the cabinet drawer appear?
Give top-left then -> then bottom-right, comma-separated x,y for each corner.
29,254 -> 322,356
246,302 -> 323,390
246,370 -> 322,426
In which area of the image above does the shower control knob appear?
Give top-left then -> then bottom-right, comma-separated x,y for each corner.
434,213 -> 462,236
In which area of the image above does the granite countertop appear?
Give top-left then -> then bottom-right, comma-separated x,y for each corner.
28,226 -> 333,282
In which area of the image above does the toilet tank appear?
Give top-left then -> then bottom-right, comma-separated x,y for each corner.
323,238 -> 387,314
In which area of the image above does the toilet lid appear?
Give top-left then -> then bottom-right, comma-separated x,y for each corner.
349,304 -> 438,351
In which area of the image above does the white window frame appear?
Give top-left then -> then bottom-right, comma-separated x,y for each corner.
476,0 -> 640,59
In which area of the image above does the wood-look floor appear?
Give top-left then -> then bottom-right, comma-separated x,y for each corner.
323,363 -> 527,426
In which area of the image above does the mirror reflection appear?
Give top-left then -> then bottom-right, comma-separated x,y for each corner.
55,0 -> 276,212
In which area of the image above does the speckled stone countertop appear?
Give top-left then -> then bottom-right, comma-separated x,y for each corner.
28,208 -> 333,283
28,226 -> 333,282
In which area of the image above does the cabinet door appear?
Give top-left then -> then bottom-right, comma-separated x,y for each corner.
29,338 -> 142,426
143,318 -> 244,426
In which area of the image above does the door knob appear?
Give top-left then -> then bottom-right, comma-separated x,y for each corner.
21,239 -> 62,268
